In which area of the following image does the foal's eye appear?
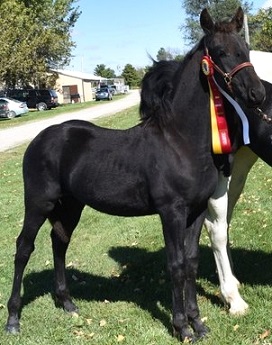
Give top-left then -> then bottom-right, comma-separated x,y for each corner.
218,49 -> 226,57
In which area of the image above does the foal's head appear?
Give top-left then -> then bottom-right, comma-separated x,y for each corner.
200,7 -> 265,108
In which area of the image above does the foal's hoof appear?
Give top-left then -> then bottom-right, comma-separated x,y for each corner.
195,325 -> 209,341
64,302 -> 79,314
190,317 -> 209,341
5,324 -> 20,335
173,326 -> 195,343
55,296 -> 79,314
173,324 -> 209,343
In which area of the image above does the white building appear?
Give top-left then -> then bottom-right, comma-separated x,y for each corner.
250,50 -> 272,84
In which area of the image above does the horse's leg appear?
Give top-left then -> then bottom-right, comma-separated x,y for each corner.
49,197 -> 84,313
205,172 -> 246,314
160,203 -> 207,342
6,211 -> 47,333
184,211 -> 209,340
204,146 -> 257,315
227,146 -> 258,222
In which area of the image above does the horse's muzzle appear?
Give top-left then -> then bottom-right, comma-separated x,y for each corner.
247,83 -> 266,107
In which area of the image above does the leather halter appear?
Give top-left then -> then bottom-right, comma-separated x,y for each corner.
204,48 -> 254,92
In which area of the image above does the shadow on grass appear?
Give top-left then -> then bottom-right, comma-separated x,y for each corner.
21,244 -> 272,333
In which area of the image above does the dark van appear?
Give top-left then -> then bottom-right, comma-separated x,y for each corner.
6,89 -> 59,111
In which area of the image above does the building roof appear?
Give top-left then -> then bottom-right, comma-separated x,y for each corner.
250,50 -> 272,84
51,69 -> 106,81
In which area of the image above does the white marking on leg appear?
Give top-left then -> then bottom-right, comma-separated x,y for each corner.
205,171 -> 248,314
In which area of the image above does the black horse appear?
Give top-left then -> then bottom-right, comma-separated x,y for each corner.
6,8 -> 265,342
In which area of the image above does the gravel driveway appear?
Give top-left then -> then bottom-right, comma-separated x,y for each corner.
0,90 -> 140,152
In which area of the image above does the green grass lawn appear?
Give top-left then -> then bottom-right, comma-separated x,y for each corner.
1,106 -> 272,344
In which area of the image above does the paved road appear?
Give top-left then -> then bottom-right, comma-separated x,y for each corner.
0,90 -> 140,152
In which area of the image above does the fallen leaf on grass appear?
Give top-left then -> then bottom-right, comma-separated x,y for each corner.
73,330 -> 84,337
99,319 -> 107,327
233,324 -> 239,331
116,334 -> 125,342
86,332 -> 95,339
71,311 -> 79,318
45,260 -> 50,266
260,329 -> 270,339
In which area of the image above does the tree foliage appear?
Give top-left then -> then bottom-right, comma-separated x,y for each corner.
181,0 -> 252,45
156,47 -> 174,61
249,8 -> 272,52
94,64 -> 116,78
121,64 -> 140,88
156,47 -> 184,61
0,0 -> 81,88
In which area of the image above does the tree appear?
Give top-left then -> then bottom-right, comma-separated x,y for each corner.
121,64 -> 140,88
157,48 -> 184,61
94,64 -> 116,78
156,47 -> 173,61
156,47 -> 183,61
180,0 -> 252,45
249,8 -> 272,52
0,0 -> 81,88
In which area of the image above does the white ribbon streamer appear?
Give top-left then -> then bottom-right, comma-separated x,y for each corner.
212,76 -> 250,145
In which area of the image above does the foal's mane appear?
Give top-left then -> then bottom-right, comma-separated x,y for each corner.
139,59 -> 180,127
139,40 -> 204,127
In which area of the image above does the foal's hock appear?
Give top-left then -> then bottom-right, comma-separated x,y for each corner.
6,7 -> 265,342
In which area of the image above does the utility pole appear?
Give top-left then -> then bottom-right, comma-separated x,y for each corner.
244,14 -> 250,45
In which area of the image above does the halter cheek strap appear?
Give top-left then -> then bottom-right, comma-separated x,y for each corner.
213,61 -> 254,91
204,48 -> 254,91
201,55 -> 251,154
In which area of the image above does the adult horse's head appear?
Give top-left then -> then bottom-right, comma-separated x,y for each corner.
200,7 -> 265,108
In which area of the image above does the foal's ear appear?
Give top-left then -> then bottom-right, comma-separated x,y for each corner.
200,8 -> 214,34
231,7 -> 244,32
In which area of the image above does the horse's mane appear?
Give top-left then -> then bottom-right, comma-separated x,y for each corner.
139,41 -> 204,127
139,60 -> 180,126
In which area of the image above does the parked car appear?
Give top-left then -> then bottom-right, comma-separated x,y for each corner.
100,84 -> 116,95
5,89 -> 59,111
0,97 -> 29,119
95,88 -> 113,101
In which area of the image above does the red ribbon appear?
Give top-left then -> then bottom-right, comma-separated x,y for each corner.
202,56 -> 232,154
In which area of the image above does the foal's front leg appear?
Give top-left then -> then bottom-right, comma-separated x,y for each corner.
184,211 -> 209,339
160,204 -> 207,342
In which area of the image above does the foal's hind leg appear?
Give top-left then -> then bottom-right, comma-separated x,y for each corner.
6,211 -> 48,333
49,197 -> 84,313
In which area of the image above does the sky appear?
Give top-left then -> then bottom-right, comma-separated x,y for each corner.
68,0 -> 272,75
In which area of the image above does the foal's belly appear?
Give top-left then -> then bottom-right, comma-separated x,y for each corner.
69,171 -> 153,217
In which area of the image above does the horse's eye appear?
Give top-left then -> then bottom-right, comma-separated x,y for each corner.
218,49 -> 226,57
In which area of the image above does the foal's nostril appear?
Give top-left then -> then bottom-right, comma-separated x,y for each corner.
249,87 -> 265,105
249,88 -> 257,101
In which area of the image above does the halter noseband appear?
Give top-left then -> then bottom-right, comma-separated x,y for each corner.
204,47 -> 254,91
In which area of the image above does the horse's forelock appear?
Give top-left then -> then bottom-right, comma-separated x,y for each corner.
214,20 -> 237,34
